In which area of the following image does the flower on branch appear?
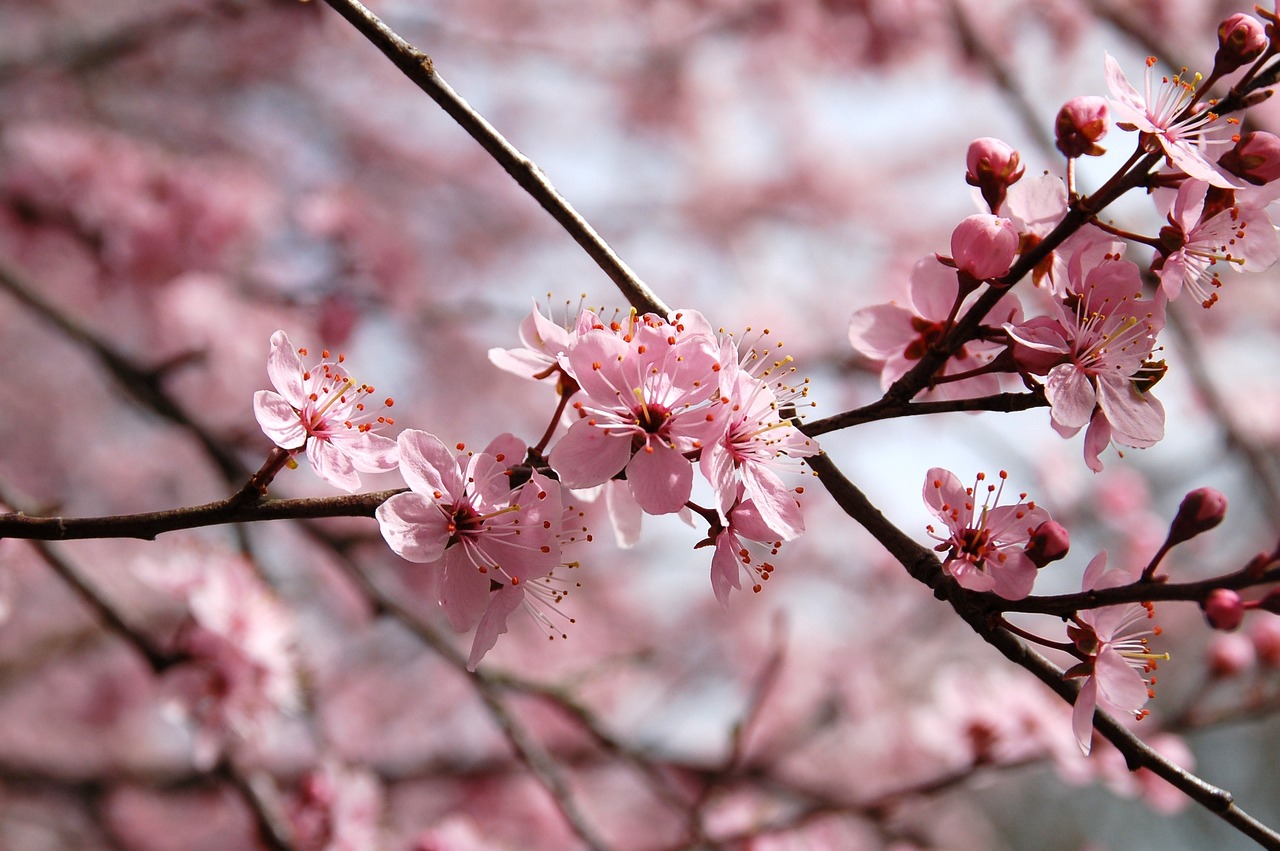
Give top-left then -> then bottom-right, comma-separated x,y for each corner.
1066,552 -> 1166,756
924,468 -> 1053,600
253,330 -> 399,492
377,431 -> 584,670
1104,53 -> 1234,187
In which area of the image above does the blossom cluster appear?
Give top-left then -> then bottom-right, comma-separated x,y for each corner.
490,304 -> 820,605
252,309 -> 819,667
851,46 -> 1280,471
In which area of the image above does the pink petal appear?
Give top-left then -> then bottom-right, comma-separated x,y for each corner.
332,430 -> 400,473
1095,648 -> 1150,711
1083,410 -> 1113,472
440,547 -> 491,632
467,584 -> 524,671
1072,675 -> 1099,755
923,467 -> 967,525
375,492 -> 450,563
1096,376 -> 1164,447
848,303 -> 915,359
1045,364 -> 1097,430
398,429 -> 464,499
253,390 -> 307,449
626,442 -> 693,515
265,330 -> 308,408
549,418 -> 632,488
605,480 -> 644,549
710,533 -> 744,608
309,438 -> 361,492
742,464 -> 803,541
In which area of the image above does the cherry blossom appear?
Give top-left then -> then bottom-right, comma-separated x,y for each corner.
1104,53 -> 1234,187
1153,179 -> 1280,308
1005,257 -> 1165,471
377,430 -> 581,669
1066,551 -> 1165,755
549,312 -> 726,514
253,330 -> 399,492
704,490 -> 782,607
849,256 -> 1022,400
137,545 -> 301,769
924,468 -> 1052,599
700,338 -> 817,541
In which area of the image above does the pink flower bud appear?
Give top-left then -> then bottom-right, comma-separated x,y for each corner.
1218,130 -> 1280,185
1055,96 -> 1109,159
1203,588 -> 1245,631
1025,520 -> 1070,568
950,214 -> 1018,281
965,137 -> 1024,214
1166,487 -> 1227,547
1213,14 -> 1268,77
1207,632 -> 1255,678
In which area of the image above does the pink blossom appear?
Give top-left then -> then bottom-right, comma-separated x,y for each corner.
549,313 -> 726,515
706,491 -> 782,607
848,256 -> 1022,400
137,546 -> 300,768
253,330 -> 400,492
965,137 -> 1024,213
1154,179 -> 1280,308
1005,258 -> 1165,471
286,760 -> 385,851
487,300 -> 595,383
376,431 -> 581,669
700,338 -> 817,541
1218,130 -> 1280,185
924,468 -> 1051,600
1104,53 -> 1233,187
1066,552 -> 1165,755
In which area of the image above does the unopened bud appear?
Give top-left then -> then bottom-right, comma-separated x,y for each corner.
1166,487 -> 1227,547
1203,588 -> 1245,631
950,214 -> 1019,282
1218,130 -> 1280,185
965,137 -> 1024,214
1213,14 -> 1268,77
1025,520 -> 1070,568
1055,96 -> 1109,159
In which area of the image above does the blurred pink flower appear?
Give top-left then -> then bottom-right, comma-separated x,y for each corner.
253,330 -> 400,492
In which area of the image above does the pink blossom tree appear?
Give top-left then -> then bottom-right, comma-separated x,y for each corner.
3,2 -> 1280,849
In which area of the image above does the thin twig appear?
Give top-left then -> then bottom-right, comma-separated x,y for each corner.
319,0 -> 669,318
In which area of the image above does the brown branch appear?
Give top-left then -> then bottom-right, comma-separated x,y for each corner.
318,0 -> 668,318
803,390 -> 1046,436
0,490 -> 404,542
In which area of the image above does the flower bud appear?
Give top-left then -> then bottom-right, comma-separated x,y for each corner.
1218,130 -> 1280,185
1203,588 -> 1245,631
950,214 -> 1018,281
965,137 -> 1024,214
1055,96 -> 1109,158
1213,14 -> 1268,77
1025,520 -> 1070,568
1207,632 -> 1255,678
1166,487 -> 1228,547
